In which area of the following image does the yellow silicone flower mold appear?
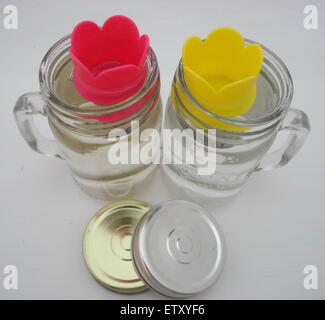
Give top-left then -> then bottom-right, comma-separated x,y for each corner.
182,27 -> 263,118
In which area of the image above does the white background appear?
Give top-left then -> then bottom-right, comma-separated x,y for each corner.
0,0 -> 324,299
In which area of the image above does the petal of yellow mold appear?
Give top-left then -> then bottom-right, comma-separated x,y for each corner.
236,43 -> 263,79
182,36 -> 205,71
171,80 -> 249,132
205,27 -> 244,50
204,27 -> 245,66
211,76 -> 257,117
184,66 -> 220,102
184,66 -> 257,117
183,27 -> 263,80
183,27 -> 246,80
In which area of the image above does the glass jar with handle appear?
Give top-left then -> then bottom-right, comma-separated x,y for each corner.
162,39 -> 310,206
14,35 -> 162,199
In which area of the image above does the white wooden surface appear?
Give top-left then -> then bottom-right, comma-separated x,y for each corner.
0,0 -> 324,299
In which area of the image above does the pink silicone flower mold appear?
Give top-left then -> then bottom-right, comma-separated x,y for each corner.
70,15 -> 149,105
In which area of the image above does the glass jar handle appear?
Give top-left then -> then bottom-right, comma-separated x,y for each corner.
14,92 -> 64,159
255,108 -> 310,171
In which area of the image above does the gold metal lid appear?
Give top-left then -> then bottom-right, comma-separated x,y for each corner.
83,200 -> 151,294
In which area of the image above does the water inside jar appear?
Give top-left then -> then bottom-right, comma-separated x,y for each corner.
241,68 -> 279,121
46,55 -> 162,199
52,59 -> 100,110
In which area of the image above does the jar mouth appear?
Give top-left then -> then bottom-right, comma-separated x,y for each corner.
174,39 -> 293,131
39,35 -> 159,118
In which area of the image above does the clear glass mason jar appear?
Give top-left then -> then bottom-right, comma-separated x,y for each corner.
162,39 -> 310,206
14,35 -> 162,199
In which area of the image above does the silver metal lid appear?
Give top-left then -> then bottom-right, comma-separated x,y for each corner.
132,200 -> 226,298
